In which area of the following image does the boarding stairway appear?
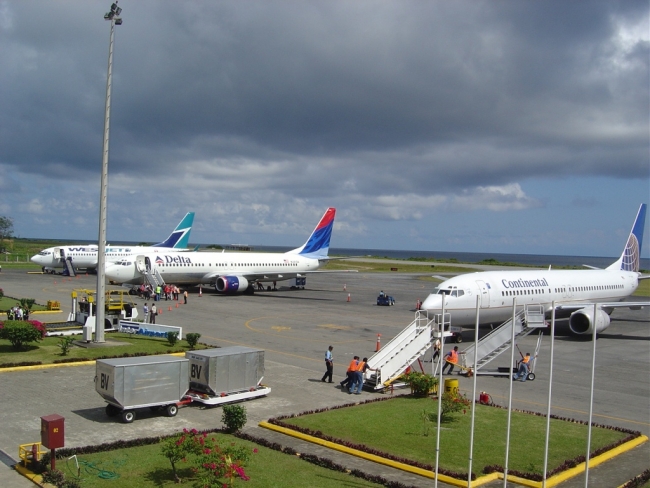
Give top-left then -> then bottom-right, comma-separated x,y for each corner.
459,304 -> 547,373
143,267 -> 165,289
57,249 -> 76,277
364,311 -> 433,390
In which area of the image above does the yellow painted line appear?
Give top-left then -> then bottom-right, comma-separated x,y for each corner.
0,353 -> 186,373
31,310 -> 63,315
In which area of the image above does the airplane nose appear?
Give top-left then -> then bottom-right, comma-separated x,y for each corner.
30,255 -> 40,264
421,294 -> 443,318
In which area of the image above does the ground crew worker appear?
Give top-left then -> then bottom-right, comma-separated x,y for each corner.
441,346 -> 459,375
513,352 -> 531,382
432,338 -> 441,362
321,345 -> 334,383
340,356 -> 359,390
183,289 -> 188,304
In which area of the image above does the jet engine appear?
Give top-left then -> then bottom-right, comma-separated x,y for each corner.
215,276 -> 249,294
568,307 -> 611,335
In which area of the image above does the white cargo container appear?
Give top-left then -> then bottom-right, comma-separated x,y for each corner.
185,347 -> 270,406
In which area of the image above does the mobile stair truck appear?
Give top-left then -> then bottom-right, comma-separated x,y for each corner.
184,346 -> 271,406
95,355 -> 190,423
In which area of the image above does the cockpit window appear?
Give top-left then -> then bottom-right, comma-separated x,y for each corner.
437,289 -> 451,295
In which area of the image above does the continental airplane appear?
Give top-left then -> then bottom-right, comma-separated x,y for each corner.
421,204 -> 648,336
31,212 -> 195,273
105,208 -> 346,294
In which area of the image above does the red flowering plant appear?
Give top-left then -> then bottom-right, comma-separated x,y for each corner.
0,320 -> 46,350
440,391 -> 472,422
161,429 -> 252,486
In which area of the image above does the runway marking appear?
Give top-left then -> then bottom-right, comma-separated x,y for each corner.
318,324 -> 351,330
271,326 -> 291,332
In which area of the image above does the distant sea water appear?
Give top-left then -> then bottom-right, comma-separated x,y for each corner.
244,245 -> 650,270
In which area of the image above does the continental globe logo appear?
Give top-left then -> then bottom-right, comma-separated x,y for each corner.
621,234 -> 640,272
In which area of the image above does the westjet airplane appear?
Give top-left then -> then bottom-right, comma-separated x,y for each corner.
105,208 -> 346,293
421,204 -> 648,336
31,212 -> 195,273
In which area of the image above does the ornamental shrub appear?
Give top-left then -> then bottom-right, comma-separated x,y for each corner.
222,404 -> 247,432
166,331 -> 179,346
403,371 -> 438,397
185,332 -> 201,349
0,320 -> 44,350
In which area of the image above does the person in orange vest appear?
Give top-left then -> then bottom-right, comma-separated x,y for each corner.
441,346 -> 459,375
513,352 -> 531,382
340,356 -> 359,390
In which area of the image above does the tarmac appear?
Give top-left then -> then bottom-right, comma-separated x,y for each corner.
0,266 -> 648,487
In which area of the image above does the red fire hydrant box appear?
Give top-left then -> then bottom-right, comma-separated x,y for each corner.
41,414 -> 65,449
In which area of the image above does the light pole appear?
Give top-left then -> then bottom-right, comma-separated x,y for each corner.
95,2 -> 123,343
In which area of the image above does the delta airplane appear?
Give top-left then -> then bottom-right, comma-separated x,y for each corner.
421,204 -> 649,336
31,212 -> 195,273
105,208 -> 347,293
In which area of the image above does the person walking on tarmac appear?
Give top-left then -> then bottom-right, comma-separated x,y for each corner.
432,338 -> 441,362
441,346 -> 459,375
150,304 -> 157,324
321,345 -> 334,383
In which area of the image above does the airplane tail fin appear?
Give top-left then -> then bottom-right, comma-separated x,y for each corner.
606,204 -> 646,272
152,212 -> 195,249
288,208 -> 336,259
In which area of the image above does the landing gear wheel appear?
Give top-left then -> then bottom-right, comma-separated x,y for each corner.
454,334 -> 463,343
121,410 -> 135,423
527,372 -> 535,381
166,404 -> 178,417
105,404 -> 120,417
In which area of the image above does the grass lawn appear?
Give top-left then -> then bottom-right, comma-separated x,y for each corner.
0,333 -> 206,366
282,396 -> 629,477
52,434 -> 384,488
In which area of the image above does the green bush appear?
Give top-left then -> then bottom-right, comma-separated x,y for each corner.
403,371 -> 438,397
57,336 -> 75,356
20,298 -> 36,311
222,404 -> 247,432
0,321 -> 44,350
185,332 -> 201,349
166,331 -> 179,346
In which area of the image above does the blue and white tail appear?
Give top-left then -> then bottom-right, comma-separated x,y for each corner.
607,204 -> 646,272
288,208 -> 336,259
153,212 -> 195,249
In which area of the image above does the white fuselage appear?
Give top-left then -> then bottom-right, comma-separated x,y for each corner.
105,251 -> 322,286
31,245 -> 187,270
421,268 -> 639,326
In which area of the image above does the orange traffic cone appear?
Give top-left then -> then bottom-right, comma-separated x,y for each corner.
175,303 -> 179,308
375,334 -> 381,352
343,283 -> 347,291
168,306 -> 172,311
158,309 -> 163,315
347,293 -> 351,302
199,286 -> 202,297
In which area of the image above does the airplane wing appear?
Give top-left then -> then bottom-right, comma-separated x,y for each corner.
556,300 -> 650,312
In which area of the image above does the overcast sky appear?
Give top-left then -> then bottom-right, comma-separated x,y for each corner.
1,1 -> 648,259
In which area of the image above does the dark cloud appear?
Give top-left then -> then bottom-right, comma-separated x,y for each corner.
0,1 -> 648,257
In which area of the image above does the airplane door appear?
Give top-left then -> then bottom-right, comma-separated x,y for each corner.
476,280 -> 491,308
562,285 -> 574,300
54,248 -> 63,262
135,255 -> 147,273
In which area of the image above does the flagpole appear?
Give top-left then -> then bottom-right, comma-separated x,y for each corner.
467,295 -> 480,486
542,302 -> 556,487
